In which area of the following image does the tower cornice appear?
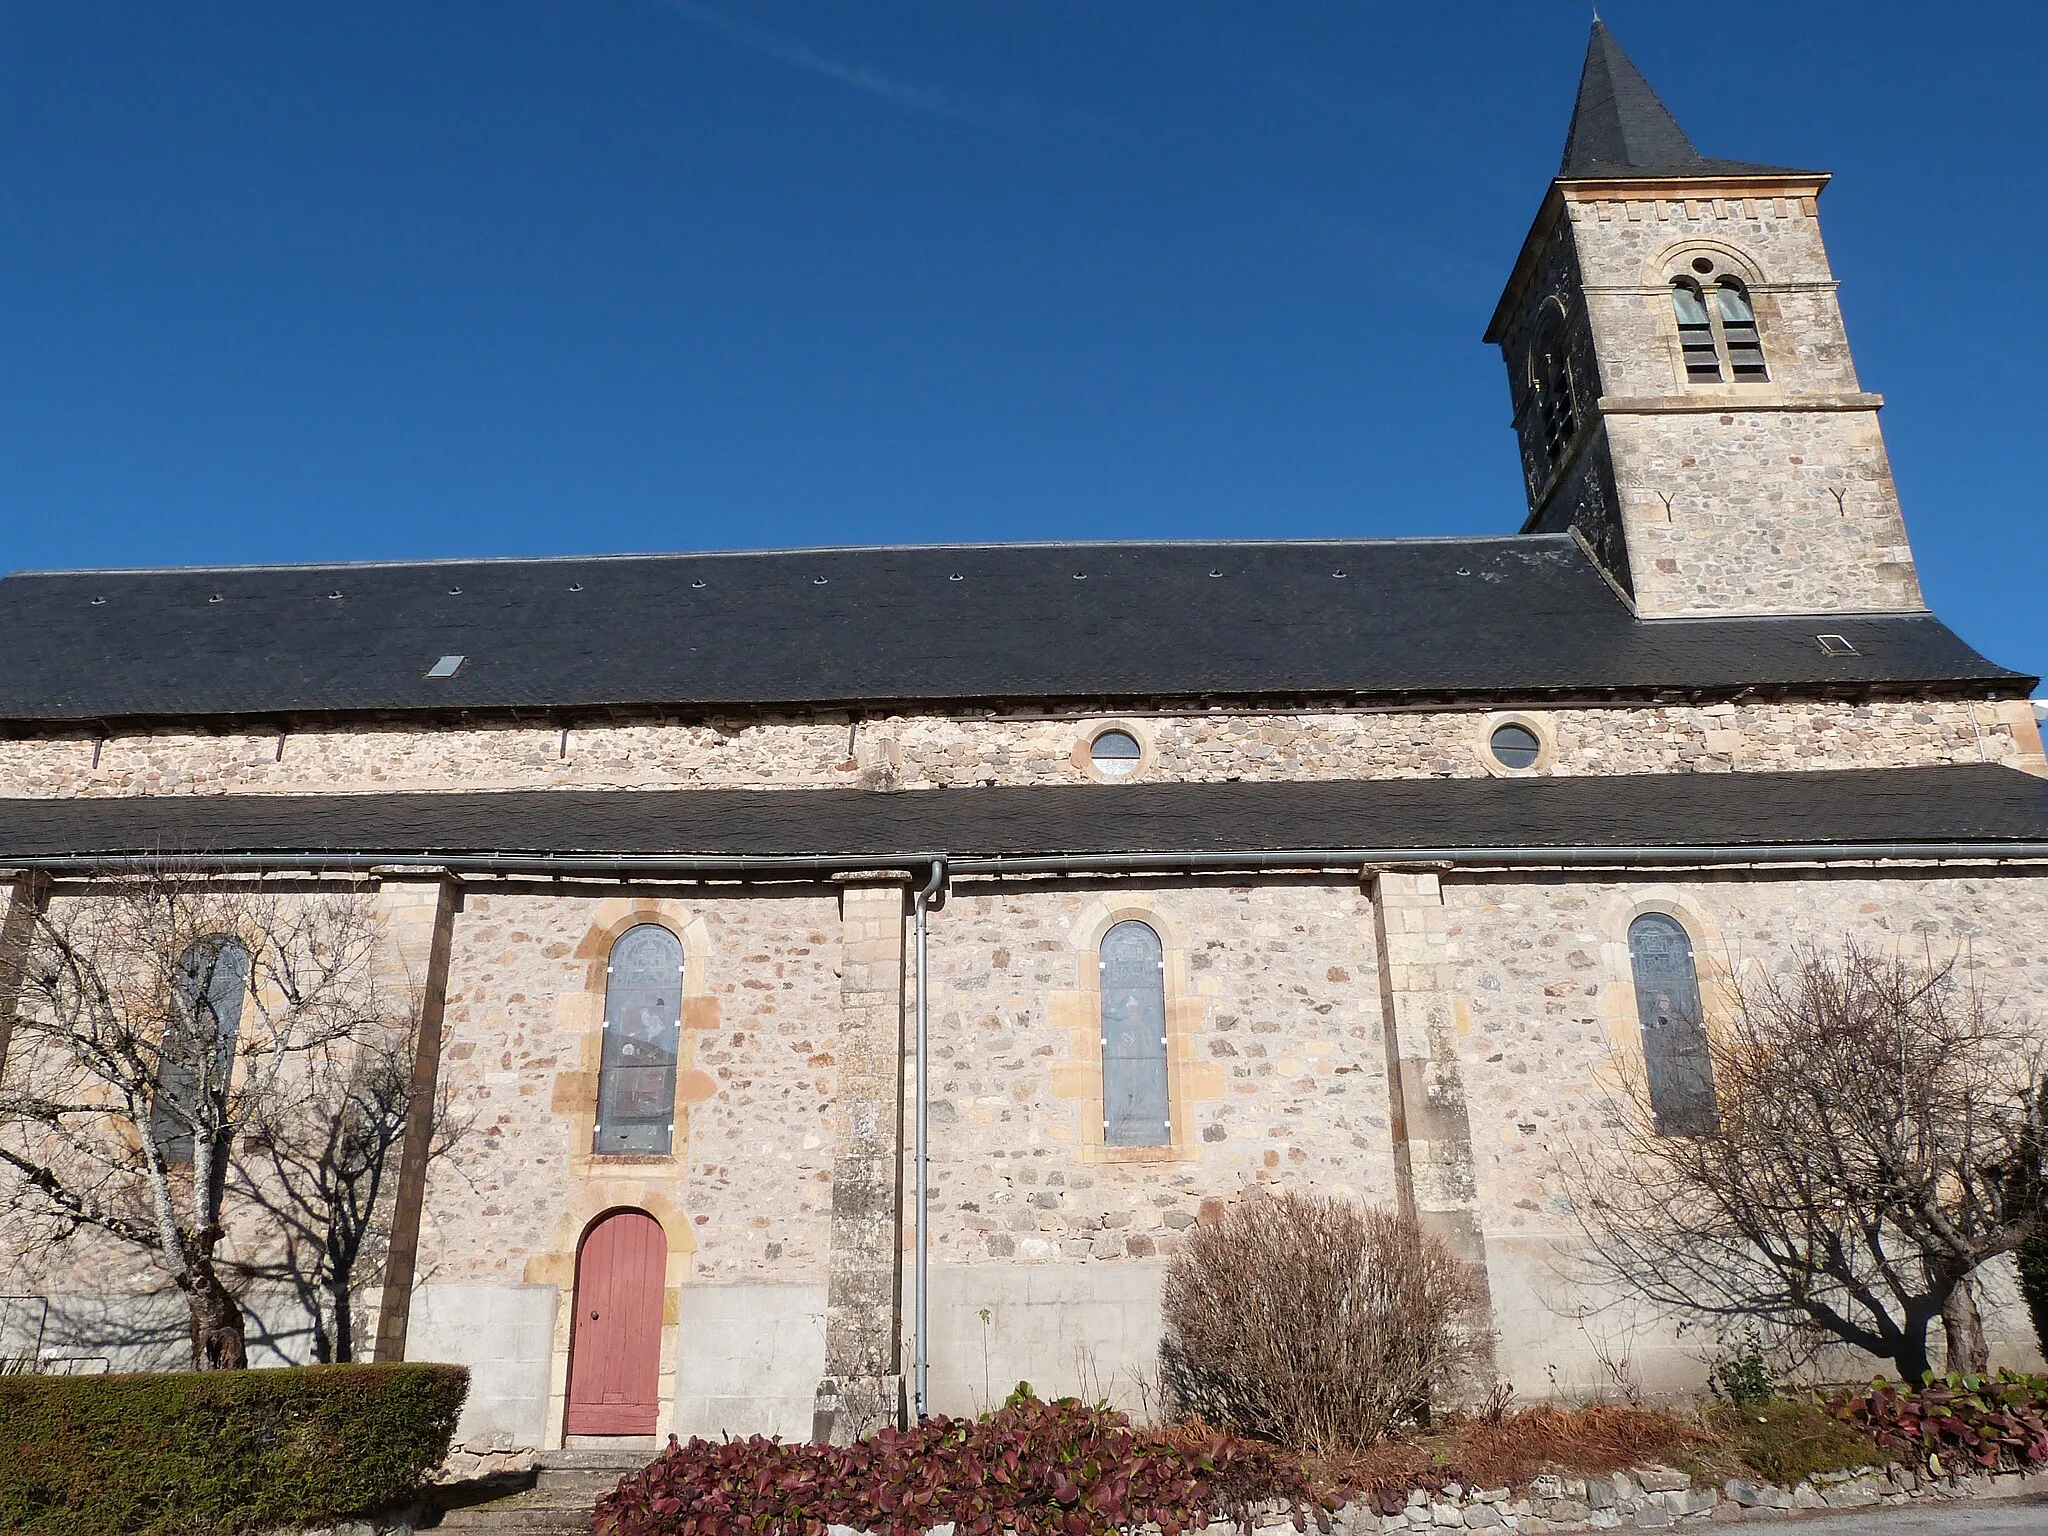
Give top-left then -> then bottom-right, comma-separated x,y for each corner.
1557,173 -> 1830,202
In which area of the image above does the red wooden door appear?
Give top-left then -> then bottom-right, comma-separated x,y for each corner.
567,1209 -> 666,1435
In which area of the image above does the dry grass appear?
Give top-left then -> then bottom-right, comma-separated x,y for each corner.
1306,1404 -> 1715,1509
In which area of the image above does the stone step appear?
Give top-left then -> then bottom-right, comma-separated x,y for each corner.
430,1444 -> 652,1534
550,1440 -> 656,1463
534,1467 -> 639,1496
438,1497 -> 599,1531
438,1515 -> 591,1535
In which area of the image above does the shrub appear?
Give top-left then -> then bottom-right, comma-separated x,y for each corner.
1830,1371 -> 2048,1475
0,1361 -> 468,1536
1159,1192 -> 1491,1451
1707,1331 -> 1776,1407
593,1385 -> 1333,1536
2019,1232 -> 2048,1363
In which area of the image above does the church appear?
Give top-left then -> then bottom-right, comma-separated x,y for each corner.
3,23 -> 2046,1451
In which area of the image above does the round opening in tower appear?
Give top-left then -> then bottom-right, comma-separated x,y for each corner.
1691,256 -> 1715,275
1089,729 -> 1143,777
1489,722 -> 1542,770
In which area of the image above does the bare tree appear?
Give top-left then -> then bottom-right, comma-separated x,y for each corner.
1564,943 -> 2047,1384
230,1022 -> 460,1363
0,872 -> 404,1369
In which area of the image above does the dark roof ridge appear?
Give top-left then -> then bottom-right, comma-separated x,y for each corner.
6,532 -> 1575,582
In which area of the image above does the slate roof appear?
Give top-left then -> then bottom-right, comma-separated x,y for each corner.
0,537 -> 2025,727
3,766 -> 2045,868
1559,21 -> 1816,181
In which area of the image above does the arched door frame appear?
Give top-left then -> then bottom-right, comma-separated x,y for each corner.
564,1206 -> 669,1439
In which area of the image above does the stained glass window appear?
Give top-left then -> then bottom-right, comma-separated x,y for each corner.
596,924 -> 684,1155
1627,913 -> 1717,1136
1100,921 -> 1169,1147
152,935 -> 249,1165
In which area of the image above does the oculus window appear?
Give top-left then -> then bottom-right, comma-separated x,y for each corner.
596,924 -> 684,1155
1489,721 -> 1542,769
1090,729 -> 1143,778
1099,921 -> 1170,1147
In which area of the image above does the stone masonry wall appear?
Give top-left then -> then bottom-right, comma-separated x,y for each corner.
417,885 -> 843,1292
1607,407 -> 1919,618
0,698 -> 2033,799
921,879 -> 1399,1266
1559,190 -> 1921,617
1444,866 -> 2048,1395
1565,193 -> 1853,402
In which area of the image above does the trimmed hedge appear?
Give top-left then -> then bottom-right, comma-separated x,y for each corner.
0,1361 -> 468,1536
594,1385 -> 1332,1536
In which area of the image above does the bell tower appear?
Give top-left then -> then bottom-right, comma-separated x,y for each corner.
1485,22 -> 1924,619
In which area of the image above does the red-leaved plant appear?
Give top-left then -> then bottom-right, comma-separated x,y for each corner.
1829,1371 -> 2048,1476
592,1385 -> 1333,1536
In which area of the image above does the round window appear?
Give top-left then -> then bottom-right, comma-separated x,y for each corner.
1489,721 -> 1541,769
1090,729 -> 1143,778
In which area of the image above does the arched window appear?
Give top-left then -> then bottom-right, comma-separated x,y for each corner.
1531,312 -> 1580,467
595,924 -> 684,1155
1715,281 -> 1768,381
152,935 -> 249,1166
1626,913 -> 1717,1136
1671,281 -> 1722,382
1099,921 -> 1169,1147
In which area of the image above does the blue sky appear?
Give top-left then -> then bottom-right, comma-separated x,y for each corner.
2,2 -> 2043,683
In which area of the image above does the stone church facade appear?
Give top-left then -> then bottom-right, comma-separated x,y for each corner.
3,24 -> 2046,1449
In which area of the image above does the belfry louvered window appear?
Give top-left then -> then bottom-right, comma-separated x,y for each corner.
1100,920 -> 1170,1147
152,935 -> 249,1166
595,924 -> 684,1155
1627,913 -> 1718,1136
1671,282 -> 1722,382
1671,276 -> 1769,385
1715,281 -> 1769,380
1533,317 -> 1580,467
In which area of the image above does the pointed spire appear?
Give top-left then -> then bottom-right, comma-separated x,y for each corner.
1559,20 -> 1807,180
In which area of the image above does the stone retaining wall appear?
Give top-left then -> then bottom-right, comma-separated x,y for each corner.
1318,1461 -> 2048,1533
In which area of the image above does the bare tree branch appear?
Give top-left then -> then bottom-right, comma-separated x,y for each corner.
0,868 -> 419,1369
1560,942 -> 2046,1384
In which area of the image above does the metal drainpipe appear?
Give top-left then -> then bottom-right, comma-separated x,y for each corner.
912,856 -> 947,1422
